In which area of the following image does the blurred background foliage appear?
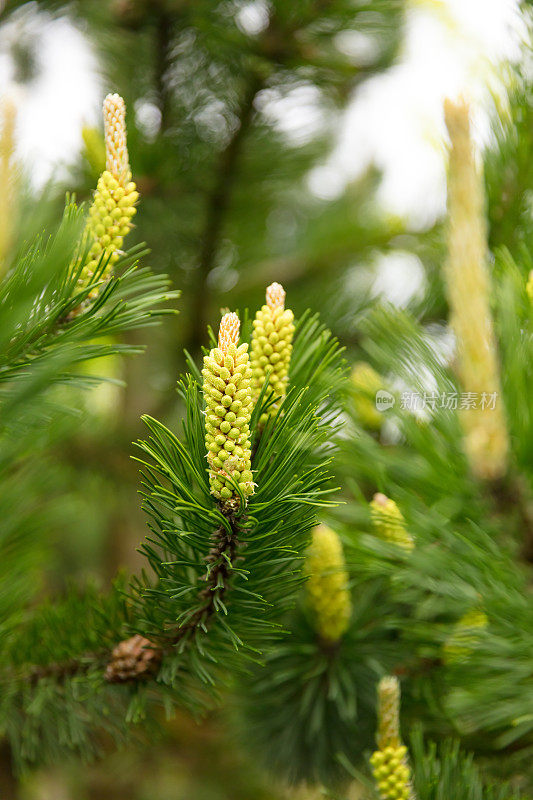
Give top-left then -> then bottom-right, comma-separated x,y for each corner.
0,0 -> 530,797
0,0 -> 407,600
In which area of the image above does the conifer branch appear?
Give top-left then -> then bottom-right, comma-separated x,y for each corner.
105,512 -> 246,683
26,655 -> 106,686
12,489 -> 249,691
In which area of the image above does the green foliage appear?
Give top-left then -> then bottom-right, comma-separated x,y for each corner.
236,578 -> 404,786
486,79 -> 533,258
409,729 -> 524,800
0,182 -> 178,771
492,247 -> 533,467
318,249 -> 533,766
0,582 -> 131,772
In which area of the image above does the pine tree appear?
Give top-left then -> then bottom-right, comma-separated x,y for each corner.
0,1 -> 532,798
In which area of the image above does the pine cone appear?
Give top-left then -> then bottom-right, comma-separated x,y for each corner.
105,634 -> 161,683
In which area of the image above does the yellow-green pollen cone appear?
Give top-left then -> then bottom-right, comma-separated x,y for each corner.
527,270 -> 533,304
250,282 -> 295,423
80,93 -> 139,296
443,607 -> 488,665
203,312 -> 254,510
351,362 -> 384,430
443,98 -> 508,480
370,493 -> 414,551
370,676 -> 415,800
370,746 -> 412,800
305,524 -> 352,645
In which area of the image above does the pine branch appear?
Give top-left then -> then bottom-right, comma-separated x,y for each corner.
4,512 -> 247,690
106,511 -> 246,683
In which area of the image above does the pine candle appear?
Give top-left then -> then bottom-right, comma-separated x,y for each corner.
203,312 -> 254,510
370,493 -> 414,551
81,94 -> 139,295
305,524 -> 352,644
370,676 -> 414,800
250,282 -> 295,423
444,98 -> 508,480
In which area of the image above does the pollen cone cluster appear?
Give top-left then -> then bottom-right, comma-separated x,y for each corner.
443,607 -> 488,664
305,524 -> 352,644
80,94 -> 138,295
370,493 -> 414,551
527,270 -> 533,304
370,676 -> 414,800
203,312 -> 254,510
444,98 -> 508,480
250,282 -> 295,423
351,362 -> 384,430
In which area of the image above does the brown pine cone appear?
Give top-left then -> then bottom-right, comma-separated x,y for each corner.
105,634 -> 161,683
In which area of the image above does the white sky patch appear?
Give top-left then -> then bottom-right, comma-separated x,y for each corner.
255,83 -> 329,146
134,100 -> 162,142
371,250 -> 426,307
236,0 -> 269,36
310,0 -> 526,227
307,164 -> 348,202
0,5 -> 101,186
334,29 -> 383,67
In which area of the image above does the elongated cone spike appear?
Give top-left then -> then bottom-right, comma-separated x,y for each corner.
370,676 -> 415,800
0,98 -> 17,273
218,312 -> 240,353
351,362 -> 383,431
370,493 -> 414,551
250,282 -> 295,422
444,98 -> 508,480
443,607 -> 488,664
305,524 -> 352,644
377,676 -> 401,750
103,93 -> 130,184
76,93 -> 139,300
203,312 -> 254,509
